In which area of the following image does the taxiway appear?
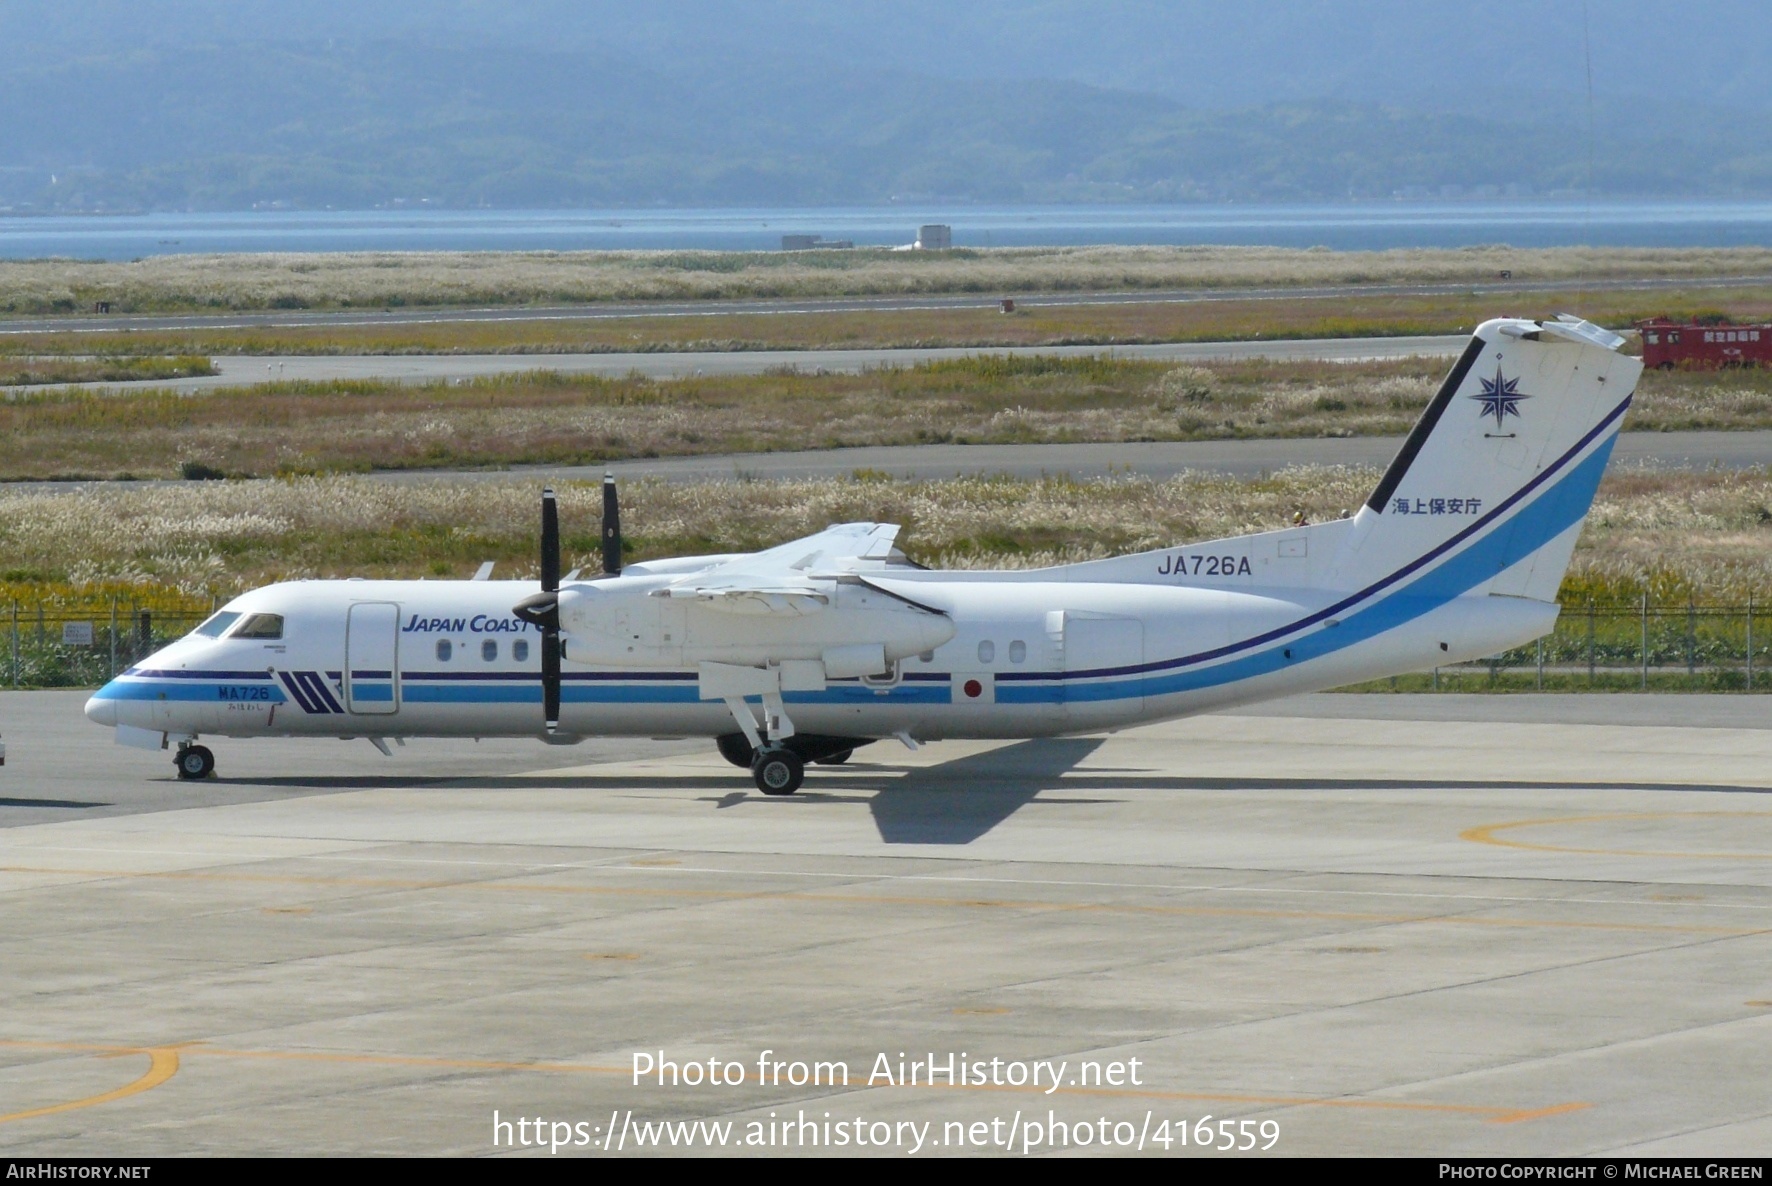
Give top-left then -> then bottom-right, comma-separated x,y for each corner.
2,692 -> 1769,1156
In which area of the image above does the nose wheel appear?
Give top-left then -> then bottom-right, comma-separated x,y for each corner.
751,747 -> 804,795
175,744 -> 215,780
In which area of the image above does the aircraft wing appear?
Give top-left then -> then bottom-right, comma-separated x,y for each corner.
652,523 -> 901,615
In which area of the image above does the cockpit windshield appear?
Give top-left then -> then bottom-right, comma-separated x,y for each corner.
192,611 -> 242,639
232,613 -> 285,640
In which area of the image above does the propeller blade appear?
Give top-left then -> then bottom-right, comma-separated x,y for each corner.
542,629 -> 561,734
601,473 -> 622,577
541,486 -> 560,593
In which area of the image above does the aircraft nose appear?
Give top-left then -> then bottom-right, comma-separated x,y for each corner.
84,691 -> 117,727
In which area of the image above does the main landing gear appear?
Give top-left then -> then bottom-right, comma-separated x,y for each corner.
175,743 -> 215,780
715,732 -> 871,795
751,747 -> 804,796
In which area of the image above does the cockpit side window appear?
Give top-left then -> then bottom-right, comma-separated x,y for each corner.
193,611 -> 242,639
232,613 -> 285,640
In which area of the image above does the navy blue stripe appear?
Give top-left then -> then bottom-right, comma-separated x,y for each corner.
303,671 -> 345,714
998,432 -> 1621,707
398,670 -> 699,682
1043,392 -> 1632,684
278,671 -> 320,713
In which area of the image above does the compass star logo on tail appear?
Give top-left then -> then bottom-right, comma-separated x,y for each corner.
1470,365 -> 1530,428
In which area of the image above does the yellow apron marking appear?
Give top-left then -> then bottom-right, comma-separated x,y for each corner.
1463,811 -> 1772,860
0,1046 -> 181,1125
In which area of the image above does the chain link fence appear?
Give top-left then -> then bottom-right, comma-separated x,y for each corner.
3,593 -> 217,689
1364,596 -> 1772,692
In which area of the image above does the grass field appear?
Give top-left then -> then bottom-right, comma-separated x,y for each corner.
3,464 -> 1770,606
1,354 -> 1768,481
0,356 -> 214,385
7,283 -> 1772,360
2,244 -> 1770,318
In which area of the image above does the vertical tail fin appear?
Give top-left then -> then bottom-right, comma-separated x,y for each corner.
1326,316 -> 1640,599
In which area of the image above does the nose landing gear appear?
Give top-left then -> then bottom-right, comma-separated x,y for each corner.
175,744 -> 215,780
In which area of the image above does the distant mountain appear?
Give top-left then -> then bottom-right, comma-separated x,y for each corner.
1,6 -> 1769,211
4,1 -> 1770,114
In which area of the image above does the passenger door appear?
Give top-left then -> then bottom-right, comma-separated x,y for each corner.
345,602 -> 400,715
1061,613 -> 1144,728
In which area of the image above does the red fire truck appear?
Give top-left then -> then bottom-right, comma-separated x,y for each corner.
1636,318 -> 1772,369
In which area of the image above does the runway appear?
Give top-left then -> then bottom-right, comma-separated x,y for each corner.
2,271 -> 1767,337
42,334 -> 1471,395
2,431 -> 1767,499
3,691 -> 1770,1155
507,430 -> 1772,485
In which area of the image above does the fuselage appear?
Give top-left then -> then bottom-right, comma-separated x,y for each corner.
85,540 -> 1553,747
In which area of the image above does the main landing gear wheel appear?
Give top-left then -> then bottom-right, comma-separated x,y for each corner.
751,747 -> 804,795
715,733 -> 756,769
175,745 -> 215,781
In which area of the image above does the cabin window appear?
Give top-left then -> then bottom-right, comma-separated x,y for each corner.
513,639 -> 529,662
1009,640 -> 1027,664
482,639 -> 498,662
1755,332 -> 1763,342
1669,333 -> 1681,343
192,611 -> 241,639
1645,333 -> 1659,344
436,639 -> 453,662
977,640 -> 995,664
232,613 -> 284,640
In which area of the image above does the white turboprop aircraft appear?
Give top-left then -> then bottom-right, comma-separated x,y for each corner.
86,316 -> 1639,794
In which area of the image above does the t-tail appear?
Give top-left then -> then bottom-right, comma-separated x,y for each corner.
1203,312 -> 1643,685
1322,315 -> 1639,605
